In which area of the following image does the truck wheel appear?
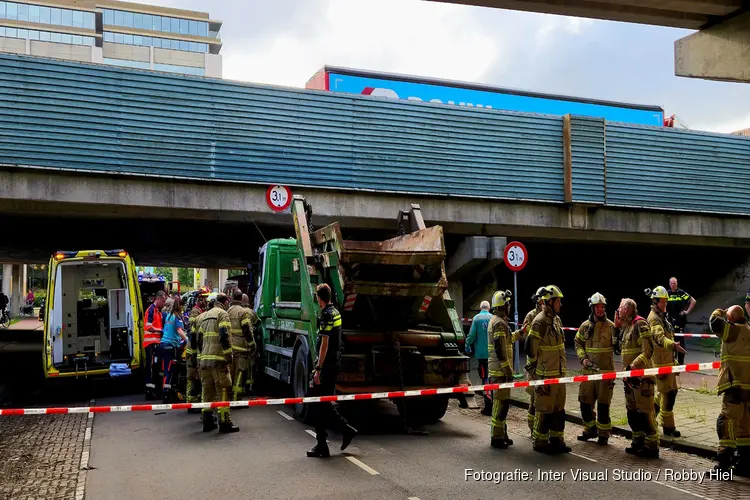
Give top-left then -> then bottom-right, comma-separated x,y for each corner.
291,343 -> 313,424
397,396 -> 449,425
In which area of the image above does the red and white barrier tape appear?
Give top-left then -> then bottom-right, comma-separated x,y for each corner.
0,361 -> 721,416
459,318 -> 713,337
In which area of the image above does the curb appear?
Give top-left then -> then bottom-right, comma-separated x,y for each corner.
508,397 -> 717,460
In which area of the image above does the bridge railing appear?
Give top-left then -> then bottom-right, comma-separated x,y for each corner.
0,53 -> 748,216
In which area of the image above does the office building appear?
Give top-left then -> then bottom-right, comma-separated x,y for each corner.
0,0 -> 222,77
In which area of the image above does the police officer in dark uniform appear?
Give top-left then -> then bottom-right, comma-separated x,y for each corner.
666,277 -> 696,364
307,283 -> 358,458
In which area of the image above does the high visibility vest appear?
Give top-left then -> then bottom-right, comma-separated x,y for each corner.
143,303 -> 163,348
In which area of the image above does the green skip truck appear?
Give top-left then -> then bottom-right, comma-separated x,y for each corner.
255,195 -> 470,424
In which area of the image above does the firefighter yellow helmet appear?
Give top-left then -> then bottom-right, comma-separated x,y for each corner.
588,292 -> 606,306
539,285 -> 563,301
492,289 -> 512,308
646,286 -> 669,300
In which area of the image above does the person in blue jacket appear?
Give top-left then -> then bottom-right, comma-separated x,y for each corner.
466,300 -> 492,415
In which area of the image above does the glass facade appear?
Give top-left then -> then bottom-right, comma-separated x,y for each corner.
0,2 -> 94,29
103,9 -> 209,38
103,57 -> 150,69
104,31 -> 207,53
153,62 -> 204,76
103,57 -> 205,76
0,25 -> 94,45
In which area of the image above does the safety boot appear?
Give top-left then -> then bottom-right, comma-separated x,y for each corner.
714,450 -> 735,474
491,438 -> 508,449
550,439 -> 572,454
577,428 -> 598,442
663,427 -> 681,437
219,422 -> 240,433
597,436 -> 609,446
533,443 -> 556,455
202,414 -> 218,432
635,447 -> 659,459
735,448 -> 750,478
307,443 -> 331,458
341,424 -> 358,451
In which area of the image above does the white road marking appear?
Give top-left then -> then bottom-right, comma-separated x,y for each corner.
346,456 -> 380,475
276,410 -> 294,421
570,452 -> 598,463
75,399 -> 95,500
653,480 -> 714,500
408,497 -> 421,500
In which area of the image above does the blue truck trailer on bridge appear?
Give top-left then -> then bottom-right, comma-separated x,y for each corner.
306,66 -> 665,126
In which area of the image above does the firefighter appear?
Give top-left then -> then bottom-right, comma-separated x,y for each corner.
196,293 -> 239,433
575,292 -> 616,445
615,296 -> 684,458
526,285 -> 570,454
185,287 -> 209,412
523,287 -> 546,434
648,286 -> 684,437
708,305 -> 750,476
227,289 -> 256,402
241,293 -> 260,395
487,290 -> 523,448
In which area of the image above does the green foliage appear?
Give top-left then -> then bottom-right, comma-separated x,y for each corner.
178,268 -> 193,287
228,269 -> 245,278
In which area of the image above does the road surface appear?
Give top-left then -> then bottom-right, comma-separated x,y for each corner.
83,395 -> 745,500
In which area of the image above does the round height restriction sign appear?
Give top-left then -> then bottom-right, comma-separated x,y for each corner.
504,241 -> 528,272
266,185 -> 292,212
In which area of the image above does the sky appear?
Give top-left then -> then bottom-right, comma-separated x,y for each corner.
136,0 -> 750,133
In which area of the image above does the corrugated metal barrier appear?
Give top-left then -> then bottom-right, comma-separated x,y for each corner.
569,116 -> 606,204
1,54 -> 749,216
606,123 -> 750,215
0,54 -> 564,203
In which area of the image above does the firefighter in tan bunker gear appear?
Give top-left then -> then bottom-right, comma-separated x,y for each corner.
648,286 -> 683,437
615,293 -> 684,458
523,287 -> 546,434
575,292 -> 616,445
709,304 -> 750,476
526,285 -> 571,454
196,293 -> 239,433
487,289 -> 524,448
185,287 -> 210,413
227,289 -> 257,402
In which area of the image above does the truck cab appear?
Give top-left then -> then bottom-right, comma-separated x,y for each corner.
255,196 -> 469,424
42,249 -> 143,379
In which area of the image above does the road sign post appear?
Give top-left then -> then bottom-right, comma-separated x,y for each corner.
504,241 -> 528,375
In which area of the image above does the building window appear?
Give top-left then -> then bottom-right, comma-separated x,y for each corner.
133,13 -> 142,29
189,20 -> 197,36
103,57 -> 150,70
29,5 -> 39,23
102,31 -> 209,52
6,2 -> 16,20
153,62 -> 205,76
39,30 -> 49,41
72,10 -> 82,28
61,8 -> 71,26
39,6 -> 50,24
16,2 -> 27,22
50,7 -> 60,25
114,10 -> 123,26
